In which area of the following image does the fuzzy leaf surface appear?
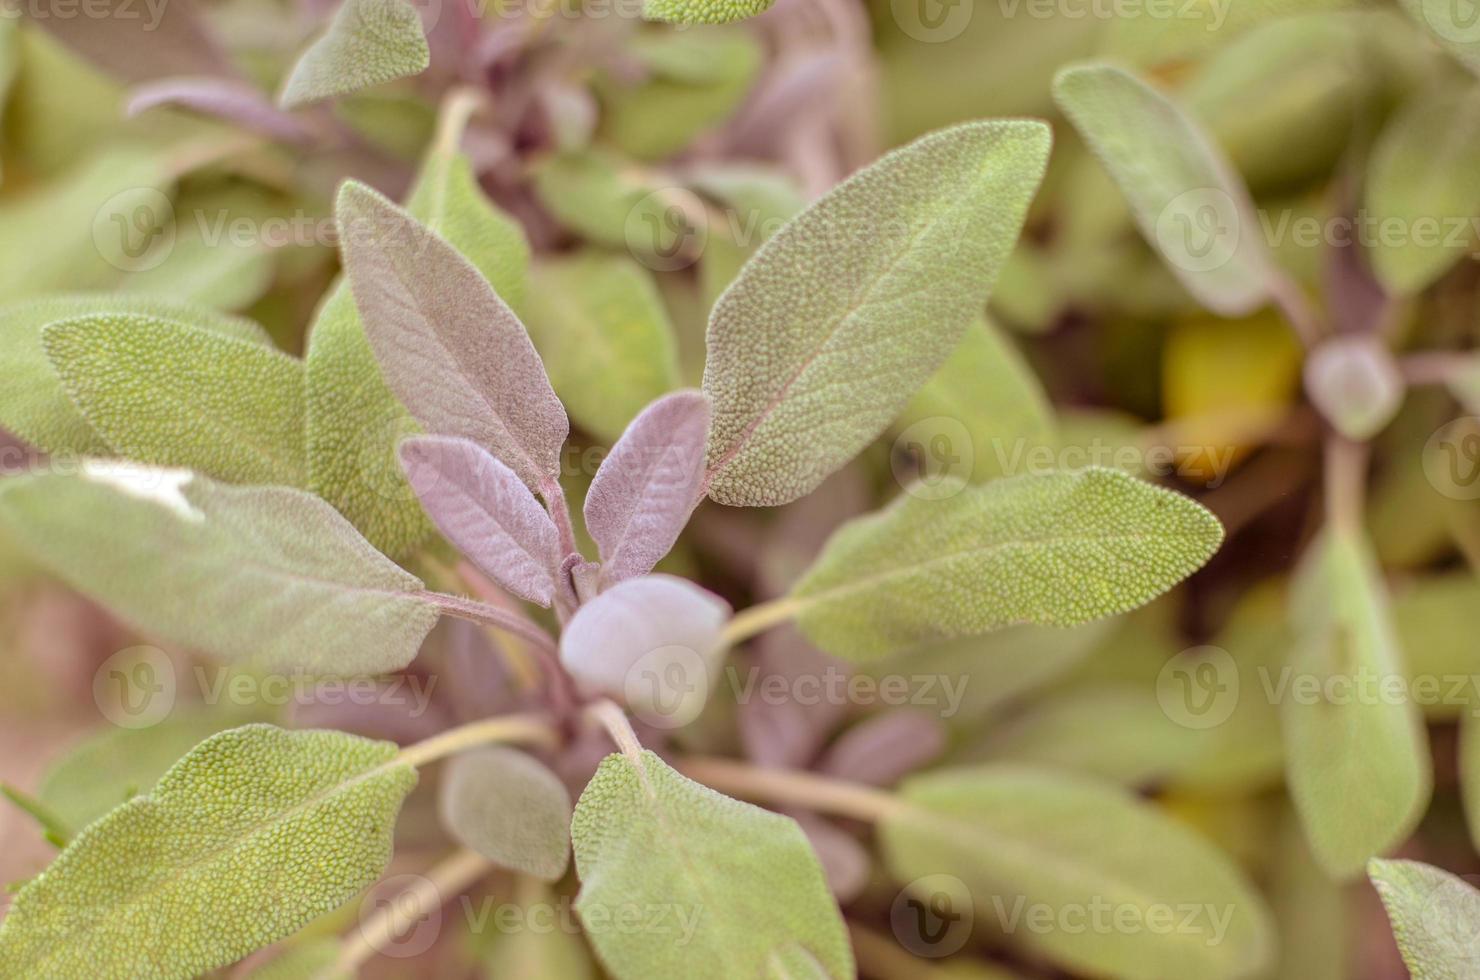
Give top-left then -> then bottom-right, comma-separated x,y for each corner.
44,313 -> 306,486
585,390 -> 709,586
0,293 -> 265,455
0,464 -> 440,674
790,467 -> 1223,660
337,181 -> 567,491
439,746 -> 572,881
0,725 -> 416,978
702,120 -> 1050,506
279,0 -> 429,108
1369,858 -> 1480,980
571,751 -> 852,978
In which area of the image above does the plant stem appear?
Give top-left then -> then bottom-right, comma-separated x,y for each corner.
434,86 -> 486,157
587,699 -> 644,760
676,756 -> 902,823
1267,270 -> 1322,347
541,478 -> 581,563
1323,435 -> 1368,532
395,713 -> 557,769
721,596 -> 803,647
1400,350 -> 1466,386
425,591 -> 559,658
330,849 -> 492,976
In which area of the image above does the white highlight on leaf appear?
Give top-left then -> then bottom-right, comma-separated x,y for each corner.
81,459 -> 201,522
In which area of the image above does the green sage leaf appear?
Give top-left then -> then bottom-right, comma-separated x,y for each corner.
704,120 -> 1053,506
0,293 -> 265,455
1363,84 -> 1480,295
1368,858 -> 1480,979
1053,63 -> 1274,316
702,120 -> 1049,506
790,467 -> 1223,661
523,250 -> 681,444
43,313 -> 307,486
439,746 -> 572,881
0,464 -> 441,674
641,0 -> 774,24
880,765 -> 1275,980
0,724 -> 416,978
279,0 -> 429,109
571,751 -> 852,978
1283,528 -> 1432,878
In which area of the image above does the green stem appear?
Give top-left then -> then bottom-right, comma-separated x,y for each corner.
425,591 -> 558,657
721,596 -> 803,647
676,756 -> 901,823
395,713 -> 557,770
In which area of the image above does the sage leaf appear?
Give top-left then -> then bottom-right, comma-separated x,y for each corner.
43,313 -> 307,486
560,575 -> 729,729
571,750 -> 853,978
790,467 -> 1223,661
438,746 -> 571,881
1368,858 -> 1480,979
240,940 -> 342,980
522,250 -> 681,444
1363,84 -> 1480,295
1053,63 -> 1274,316
337,180 -> 568,492
0,725 -> 416,978
641,0 -> 774,24
880,765 -> 1275,980
0,293 -> 266,455
0,463 -> 441,674
585,390 -> 710,586
399,435 -> 561,606
307,141 -> 529,558
702,119 -> 1050,506
1397,0 -> 1480,76
279,0 -> 429,109
38,705 -> 256,835
895,316 -> 1057,484
1283,528 -> 1431,878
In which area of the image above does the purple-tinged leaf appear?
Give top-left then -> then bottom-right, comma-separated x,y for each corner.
793,813 -> 870,903
127,78 -> 315,144
559,574 -> 730,729
400,435 -> 561,606
737,626 -> 849,769
585,391 -> 710,587
816,710 -> 946,787
336,180 -> 569,492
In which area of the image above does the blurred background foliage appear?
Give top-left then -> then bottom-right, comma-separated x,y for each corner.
1,0 -> 1479,975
